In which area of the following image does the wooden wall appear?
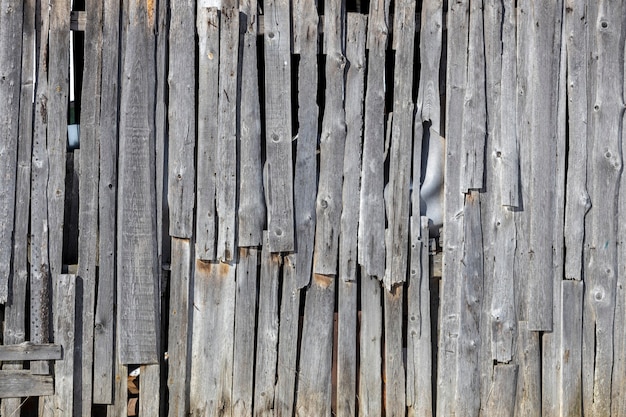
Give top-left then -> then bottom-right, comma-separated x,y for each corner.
0,0 -> 625,416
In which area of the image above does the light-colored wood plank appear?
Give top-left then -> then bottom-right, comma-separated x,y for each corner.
139,365 -> 161,416
383,286 -> 405,417
483,364 -> 518,417
560,281 -> 583,417
416,0 -> 442,130
0,344 -> 61,361
52,275 -> 76,417
263,0 -> 295,252
514,322 -> 541,417
0,371 -> 54,399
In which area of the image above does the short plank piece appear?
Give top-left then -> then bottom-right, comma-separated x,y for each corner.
295,274 -> 335,417
292,0 -> 319,288
195,6 -> 219,261
106,344 -> 128,417
313,0 -> 346,275
167,0 -> 196,239
139,365 -> 161,416
0,344 -> 62,361
94,0 -> 122,404
514,322 -> 540,417
117,0 -> 159,364
254,235 -> 281,416
406,217 -> 432,417
384,0 -> 416,290
263,0 -> 295,252
216,0 -> 239,261
358,271 -> 383,416
0,0 -> 24,302
358,0 -> 390,279
232,248 -> 259,416
169,238 -> 192,417
238,0 -> 265,247
483,364 -> 519,417
0,371 -> 54,399
53,274 -> 76,417
337,279 -> 357,417
560,280 -> 583,416
416,0 -> 443,130
383,286 -> 405,417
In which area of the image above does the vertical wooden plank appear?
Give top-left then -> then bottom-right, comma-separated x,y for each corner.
416,0 -> 442,130
52,275 -> 76,417
483,365 -> 518,417
216,0 -> 239,261
0,0 -> 24,302
292,0 -> 318,289
383,286 -> 405,417
337,280 -> 357,417
237,0 -> 265,247
560,281 -> 583,416
169,238 -> 192,417
107,344 -> 128,417
254,235 -> 281,416
358,271 -> 383,416
263,0 -> 295,252
358,0 -> 390,280
231,248 -> 258,416
313,0 -> 346,275
139,365 -> 161,416
167,0 -> 196,239
514,322 -> 541,417
93,0 -> 121,404
195,5 -> 219,261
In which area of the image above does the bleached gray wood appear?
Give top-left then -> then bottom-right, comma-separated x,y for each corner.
358,0 -> 390,280
0,344 -> 61,361
384,0 -> 415,290
292,0 -> 318,288
275,255 -> 300,417
191,260 -> 237,417
117,0 -> 159,364
106,345 -> 128,417
383,286 -> 405,417
560,280 -> 583,416
254,234 -> 281,416
337,279 -> 357,417
0,0 -> 24,302
52,274 -> 76,417
139,365 -> 161,416
0,371 -> 54,398
483,365 -> 518,417
295,273 -> 335,417
94,0 -> 121,403
195,6 -> 219,261
238,0 -> 265,247
563,0 -> 588,281
232,248 -> 258,416
156,0 -> 169,269
416,0 -> 442,130
216,0 -> 239,261
406,217 -> 432,417
460,0 -> 486,193
169,238 -> 192,417
263,0 -> 295,252
514,322 -> 540,417
358,271 -> 383,416
167,0 -> 196,239
313,0 -> 346,275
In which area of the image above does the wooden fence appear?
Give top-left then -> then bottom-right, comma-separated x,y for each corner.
0,0 -> 624,415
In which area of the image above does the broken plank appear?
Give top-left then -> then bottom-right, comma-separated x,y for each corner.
0,371 -> 54,399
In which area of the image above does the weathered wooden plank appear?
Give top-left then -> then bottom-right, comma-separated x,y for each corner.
93,0 -> 121,404
117,0 -> 159,364
274,255 -> 299,417
139,365 -> 161,416
52,275 -> 76,417
383,286 -> 405,417
358,0 -> 389,280
0,0 -> 24,303
514,322 -> 541,417
292,0 -> 318,289
254,235 -> 281,416
216,0 -> 239,261
358,271 -> 383,416
169,238 -> 192,417
167,0 -> 196,239
0,344 -> 61,361
560,281 -> 583,416
263,0 -> 295,252
195,6 -> 219,261
106,352 -> 128,417
295,273 -> 335,417
406,217 -> 432,417
232,248 -> 258,416
483,365 -> 518,417
0,371 -> 54,399
336,279 -> 357,417
313,0 -> 346,275
238,0 -> 265,247
384,0 -> 415,290
416,0 -> 442,130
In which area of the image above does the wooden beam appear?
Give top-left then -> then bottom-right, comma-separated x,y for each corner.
0,371 -> 54,398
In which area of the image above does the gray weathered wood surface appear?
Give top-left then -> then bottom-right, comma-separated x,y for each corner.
0,343 -> 61,361
52,275 -> 76,417
0,371 -> 54,398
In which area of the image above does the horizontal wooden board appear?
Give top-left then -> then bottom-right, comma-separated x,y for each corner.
0,343 -> 62,361
0,371 -> 54,398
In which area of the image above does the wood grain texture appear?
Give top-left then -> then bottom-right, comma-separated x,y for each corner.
560,280 -> 583,417
483,365 -> 518,417
0,343 -> 61,361
514,322 -> 541,417
0,371 -> 54,398
383,286 -> 405,417
416,0 -> 442,130
52,275 -> 76,417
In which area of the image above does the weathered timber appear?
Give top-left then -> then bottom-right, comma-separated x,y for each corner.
167,0 -> 196,239
416,0 -> 442,130
514,322 -> 541,417
560,280 -> 583,416
107,345 -> 128,417
263,0 -> 295,252
238,0 -> 265,247
140,365 -> 161,416
0,0 -> 24,302
313,0 -> 346,275
169,238 -> 192,417
216,0 -> 239,261
383,286 -> 405,417
359,271 -> 383,416
195,6 -> 219,261
232,248 -> 259,416
483,365 -> 518,417
254,235 -> 281,416
0,343 -> 61,361
358,0 -> 390,280
52,275 -> 76,417
337,279 -> 357,417
0,371 -> 54,399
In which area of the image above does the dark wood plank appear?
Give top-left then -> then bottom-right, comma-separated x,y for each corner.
0,371 -> 54,399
